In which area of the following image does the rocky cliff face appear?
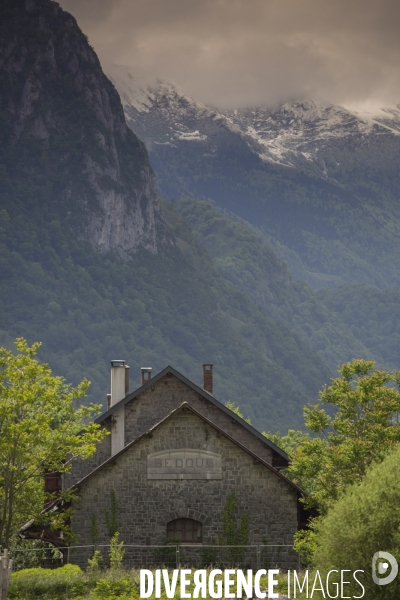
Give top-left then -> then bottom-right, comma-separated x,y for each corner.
0,0 -> 169,258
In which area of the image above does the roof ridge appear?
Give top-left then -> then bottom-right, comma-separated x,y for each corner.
95,365 -> 289,461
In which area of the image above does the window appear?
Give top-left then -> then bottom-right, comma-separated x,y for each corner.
44,472 -> 62,493
166,518 -> 202,543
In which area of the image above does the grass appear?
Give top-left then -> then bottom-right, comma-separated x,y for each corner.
9,565 -> 139,600
8,565 -> 312,599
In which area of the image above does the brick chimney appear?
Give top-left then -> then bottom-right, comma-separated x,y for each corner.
203,364 -> 213,395
141,367 -> 152,386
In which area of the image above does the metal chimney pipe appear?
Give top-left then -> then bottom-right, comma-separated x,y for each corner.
110,360 -> 126,406
110,360 -> 127,456
125,365 -> 130,395
203,364 -> 213,395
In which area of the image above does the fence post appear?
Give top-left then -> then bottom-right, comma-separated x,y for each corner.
176,545 -> 180,569
256,546 -> 260,571
0,549 -> 13,600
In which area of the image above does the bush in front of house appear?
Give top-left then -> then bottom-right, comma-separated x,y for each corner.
312,443 -> 400,600
92,576 -> 139,599
8,564 -> 141,600
9,564 -> 84,599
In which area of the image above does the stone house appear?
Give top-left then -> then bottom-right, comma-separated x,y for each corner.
28,362 -> 308,568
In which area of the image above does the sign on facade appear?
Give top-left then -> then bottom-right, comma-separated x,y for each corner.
147,449 -> 222,480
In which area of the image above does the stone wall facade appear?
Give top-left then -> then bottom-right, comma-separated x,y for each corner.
66,373 -> 275,488
70,409 -> 298,569
63,422 -> 111,490
124,375 -> 274,463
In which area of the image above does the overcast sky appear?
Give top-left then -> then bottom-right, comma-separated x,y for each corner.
59,0 -> 400,109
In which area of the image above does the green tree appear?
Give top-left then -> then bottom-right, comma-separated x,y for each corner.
290,359 -> 400,513
0,338 -> 108,547
109,532 -> 125,570
262,429 -> 310,458
312,443 -> 400,599
225,401 -> 251,424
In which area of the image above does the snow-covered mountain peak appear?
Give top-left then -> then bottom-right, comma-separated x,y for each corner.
107,64 -> 208,118
105,64 -> 157,113
343,102 -> 400,134
107,64 -> 400,175
106,64 -> 243,149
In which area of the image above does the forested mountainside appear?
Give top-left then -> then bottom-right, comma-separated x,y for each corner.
171,199 -> 369,370
317,285 -> 400,371
109,65 -> 400,289
0,0 -> 341,432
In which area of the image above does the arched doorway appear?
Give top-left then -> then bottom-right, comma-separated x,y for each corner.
166,518 -> 202,543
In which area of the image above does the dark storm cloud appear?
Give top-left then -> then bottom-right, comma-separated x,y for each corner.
59,0 -> 400,108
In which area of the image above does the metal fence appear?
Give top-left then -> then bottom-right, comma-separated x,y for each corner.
11,544 -> 300,572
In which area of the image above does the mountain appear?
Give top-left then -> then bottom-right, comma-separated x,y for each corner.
224,101 -> 400,173
108,65 -> 400,289
0,0 -> 168,259
0,0 -> 344,432
171,198 -> 371,371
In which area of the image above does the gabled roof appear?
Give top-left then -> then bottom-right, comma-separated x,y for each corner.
96,365 -> 289,462
80,402 -> 305,495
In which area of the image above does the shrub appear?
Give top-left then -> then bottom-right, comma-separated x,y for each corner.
92,577 -> 138,599
87,550 -> 103,574
109,532 -> 125,570
9,564 -> 83,599
312,443 -> 400,599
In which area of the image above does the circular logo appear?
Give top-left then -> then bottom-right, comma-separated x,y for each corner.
372,552 -> 398,586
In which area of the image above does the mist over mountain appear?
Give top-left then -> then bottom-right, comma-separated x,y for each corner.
108,65 -> 400,290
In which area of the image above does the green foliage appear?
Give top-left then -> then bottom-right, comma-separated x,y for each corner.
288,359 -> 400,565
91,513 -> 99,549
87,550 -> 103,574
0,339 -> 108,547
318,283 -> 400,370
105,490 -> 119,539
9,564 -> 82,599
11,540 -> 62,571
225,401 -> 251,424
172,197 -> 371,372
92,576 -> 137,600
109,532 -> 125,571
292,526 -> 318,567
289,359 -> 400,513
262,429 -> 310,458
219,493 -> 249,566
8,564 -> 141,599
312,444 -> 400,600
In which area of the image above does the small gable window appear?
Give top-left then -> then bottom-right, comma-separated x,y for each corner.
166,518 -> 202,543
